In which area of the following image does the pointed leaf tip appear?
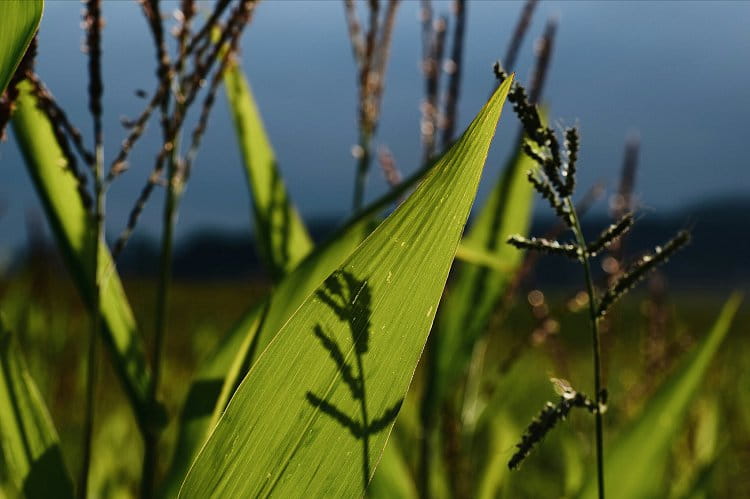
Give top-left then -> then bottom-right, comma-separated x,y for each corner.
178,76 -> 514,498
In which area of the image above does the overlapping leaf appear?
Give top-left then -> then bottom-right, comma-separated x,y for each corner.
11,80 -> 153,430
160,300 -> 267,498
164,122 -> 449,494
224,60 -> 313,280
0,318 -> 74,499
178,76 -> 514,497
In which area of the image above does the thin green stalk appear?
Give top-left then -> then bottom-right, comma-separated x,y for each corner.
352,130 -> 372,213
566,197 -> 605,499
79,141 -> 103,499
141,137 -> 181,499
417,329 -> 439,497
80,1 -> 104,495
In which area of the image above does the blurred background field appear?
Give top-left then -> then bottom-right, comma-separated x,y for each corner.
1,237 -> 747,496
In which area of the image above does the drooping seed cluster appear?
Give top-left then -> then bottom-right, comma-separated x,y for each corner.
508,385 -> 597,470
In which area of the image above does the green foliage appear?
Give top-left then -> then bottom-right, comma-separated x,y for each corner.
0,0 -> 42,95
160,300 -> 267,498
0,318 -> 74,499
579,293 -> 743,499
224,60 -> 314,280
435,127 -> 537,403
10,80 -> 154,432
178,77 -> 514,497
367,440 -> 418,499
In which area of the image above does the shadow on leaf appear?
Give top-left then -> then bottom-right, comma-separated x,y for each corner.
306,270 -> 403,490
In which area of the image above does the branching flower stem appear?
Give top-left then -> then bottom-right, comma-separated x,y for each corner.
141,134 -> 181,499
81,1 -> 104,496
565,197 -> 605,499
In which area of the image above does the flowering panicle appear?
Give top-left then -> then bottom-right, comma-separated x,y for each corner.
508,380 -> 597,470
502,73 -> 691,482
597,230 -> 691,318
507,235 -> 580,260
587,213 -> 634,257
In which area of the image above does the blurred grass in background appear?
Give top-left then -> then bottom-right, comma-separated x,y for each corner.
2,254 -> 746,496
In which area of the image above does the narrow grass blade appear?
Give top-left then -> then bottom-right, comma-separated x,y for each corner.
224,60 -> 313,280
435,136 -> 537,401
455,241 -> 513,272
11,80 -> 154,431
0,0 -> 42,95
579,293 -> 743,499
178,76 -> 514,498
160,300 -> 267,498
0,317 -> 74,499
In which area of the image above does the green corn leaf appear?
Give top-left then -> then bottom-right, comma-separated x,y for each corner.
0,317 -> 74,499
178,76 -> 514,497
434,133 -> 537,402
160,300 -> 267,498
579,293 -> 742,499
165,143 -> 444,494
0,0 -> 42,96
224,60 -> 313,280
227,132 -> 447,378
11,80 -> 154,431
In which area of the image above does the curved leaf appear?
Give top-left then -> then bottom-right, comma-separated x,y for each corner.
224,60 -> 313,280
164,139 -> 446,493
0,317 -> 74,499
0,0 -> 42,95
160,300 -> 267,498
178,76 -> 514,497
11,80 -> 153,431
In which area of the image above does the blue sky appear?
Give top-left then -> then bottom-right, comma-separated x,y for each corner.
1,1 -> 748,250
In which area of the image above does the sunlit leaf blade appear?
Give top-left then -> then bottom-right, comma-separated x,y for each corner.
579,293 -> 742,499
179,76 -> 513,497
0,0 -> 42,96
165,150 -> 443,494
160,300 -> 267,498
434,137 -> 536,401
11,80 -> 153,430
235,137 -> 446,376
224,60 -> 313,280
0,318 -> 74,499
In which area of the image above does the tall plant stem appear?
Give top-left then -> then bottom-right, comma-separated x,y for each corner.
566,197 -> 605,499
80,141 -> 104,499
141,136 -> 182,498
352,130 -> 372,213
80,0 -> 104,494
417,325 -> 439,497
